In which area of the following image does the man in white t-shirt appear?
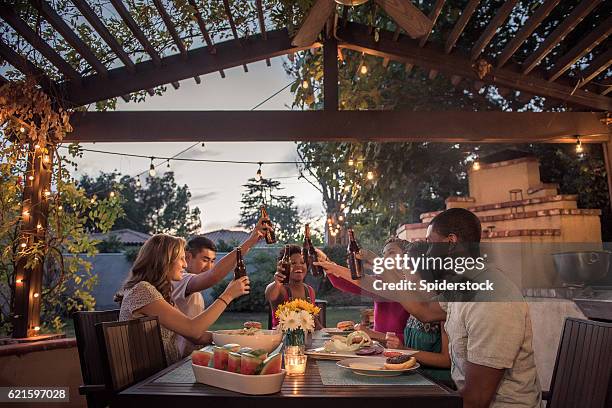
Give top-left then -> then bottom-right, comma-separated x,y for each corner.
172,217 -> 268,355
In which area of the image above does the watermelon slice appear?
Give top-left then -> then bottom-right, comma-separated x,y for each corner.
223,343 -> 241,352
240,353 -> 262,375
259,353 -> 282,375
191,349 -> 214,367
249,349 -> 269,361
238,347 -> 254,355
213,346 -> 229,370
227,352 -> 242,373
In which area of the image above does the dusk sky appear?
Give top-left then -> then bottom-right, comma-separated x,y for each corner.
67,55 -> 324,232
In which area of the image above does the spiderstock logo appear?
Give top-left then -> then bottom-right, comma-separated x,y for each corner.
372,254 -> 487,275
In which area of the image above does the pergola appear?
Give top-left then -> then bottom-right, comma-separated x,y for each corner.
1,0 -> 611,338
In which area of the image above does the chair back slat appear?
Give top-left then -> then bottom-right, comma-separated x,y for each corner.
549,318 -> 612,408
97,316 -> 167,393
73,310 -> 120,386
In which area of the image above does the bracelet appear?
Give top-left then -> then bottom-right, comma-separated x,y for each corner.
218,296 -> 230,306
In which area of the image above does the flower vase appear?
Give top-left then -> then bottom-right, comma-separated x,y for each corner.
284,328 -> 306,355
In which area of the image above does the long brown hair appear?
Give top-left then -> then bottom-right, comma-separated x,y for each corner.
115,234 -> 185,304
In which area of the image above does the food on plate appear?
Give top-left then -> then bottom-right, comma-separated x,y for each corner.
354,345 -> 384,356
191,347 -> 214,367
213,346 -> 230,370
244,321 -> 262,330
384,355 -> 417,370
240,353 -> 262,375
259,353 -> 282,375
238,346 -> 254,355
324,330 -> 372,352
383,350 -> 405,358
336,320 -> 355,331
227,352 -> 242,373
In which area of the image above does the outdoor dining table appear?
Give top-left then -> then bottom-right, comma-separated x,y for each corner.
116,330 -> 461,408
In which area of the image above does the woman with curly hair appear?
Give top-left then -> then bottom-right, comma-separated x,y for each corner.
115,234 -> 249,364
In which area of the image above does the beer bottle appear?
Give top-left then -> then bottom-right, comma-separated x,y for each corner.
260,206 -> 277,244
303,224 -> 324,276
347,229 -> 363,279
280,244 -> 291,284
234,247 -> 247,280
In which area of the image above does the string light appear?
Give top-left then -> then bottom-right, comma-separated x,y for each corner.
34,326 -> 40,331
360,64 -> 368,75
575,137 -> 584,154
43,155 -> 50,164
256,162 -> 263,181
22,209 -> 30,217
344,185 -> 351,192
366,171 -> 374,180
338,215 -> 344,221
149,157 -> 156,177
36,223 -> 42,231
90,196 -> 97,204
340,203 -> 346,209
348,158 -> 354,166
109,191 -> 116,198
166,160 -> 171,168
43,189 -> 51,197
15,279 -> 23,284
20,242 -> 27,248
136,178 -> 142,188
28,175 -> 34,181
34,144 -> 40,150
472,161 -> 481,171
302,80 -> 309,89
33,293 -> 39,298
19,126 -> 26,133
57,205 -> 63,211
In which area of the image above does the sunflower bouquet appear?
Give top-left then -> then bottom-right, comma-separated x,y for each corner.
275,299 -> 320,349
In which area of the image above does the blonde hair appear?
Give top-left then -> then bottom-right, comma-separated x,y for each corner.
115,234 -> 185,304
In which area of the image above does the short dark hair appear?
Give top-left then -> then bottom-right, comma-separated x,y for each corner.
186,236 -> 217,255
277,244 -> 303,260
430,208 -> 482,244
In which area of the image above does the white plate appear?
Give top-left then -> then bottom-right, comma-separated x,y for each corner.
192,363 -> 286,395
306,347 -> 417,361
212,329 -> 282,353
337,357 -> 420,377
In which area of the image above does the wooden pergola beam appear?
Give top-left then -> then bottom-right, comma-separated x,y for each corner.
470,0 -> 518,61
152,0 -> 187,59
337,22 -> 611,110
255,0 -> 271,66
223,0 -> 248,72
576,48 -> 612,89
109,0 -> 162,66
445,0 -> 479,53
0,38 -> 55,91
32,0 -> 108,76
497,0 -> 560,67
324,37 -> 338,111
65,111 -> 611,143
187,0 -> 224,78
546,15 -> 612,82
71,0 -> 135,73
419,0 -> 445,47
57,29 -> 307,107
522,0 -> 602,75
0,5 -> 81,83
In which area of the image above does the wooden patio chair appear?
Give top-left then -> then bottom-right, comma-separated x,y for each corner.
96,316 -> 167,397
544,317 -> 612,408
73,309 -> 120,408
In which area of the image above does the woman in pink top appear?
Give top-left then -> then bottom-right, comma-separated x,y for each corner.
323,237 -> 413,344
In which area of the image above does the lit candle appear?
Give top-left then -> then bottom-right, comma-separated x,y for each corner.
284,354 -> 307,376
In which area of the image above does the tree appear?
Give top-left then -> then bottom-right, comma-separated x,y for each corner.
239,178 -> 301,243
78,170 -> 202,237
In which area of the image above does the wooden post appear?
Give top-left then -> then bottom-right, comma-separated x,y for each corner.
603,141 -> 612,211
323,37 -> 338,112
12,144 -> 52,338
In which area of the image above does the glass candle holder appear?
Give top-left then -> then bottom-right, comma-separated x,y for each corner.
284,353 -> 307,376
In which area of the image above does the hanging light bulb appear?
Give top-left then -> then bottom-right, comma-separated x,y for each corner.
34,144 -> 40,150
201,142 -> 206,151
136,178 -> 142,188
472,161 -> 481,171
348,158 -> 354,166
366,171 -> 374,180
340,203 -> 346,210
20,242 -> 27,248
34,326 -> 40,331
57,205 -> 63,211
338,215 -> 344,221
90,196 -> 96,204
19,126 -> 26,133
33,292 -> 39,298
302,80 -> 309,89
22,209 -> 30,218
360,64 -> 368,75
28,175 -> 34,181
166,160 -> 171,168
344,185 -> 351,192
256,162 -> 263,181
109,191 -> 116,198
575,137 -> 584,154
15,278 -> 23,284
36,223 -> 42,231
43,155 -> 50,164
43,189 -> 51,197
149,157 -> 156,177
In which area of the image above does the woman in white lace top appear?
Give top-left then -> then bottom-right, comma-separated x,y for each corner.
115,234 -> 250,364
